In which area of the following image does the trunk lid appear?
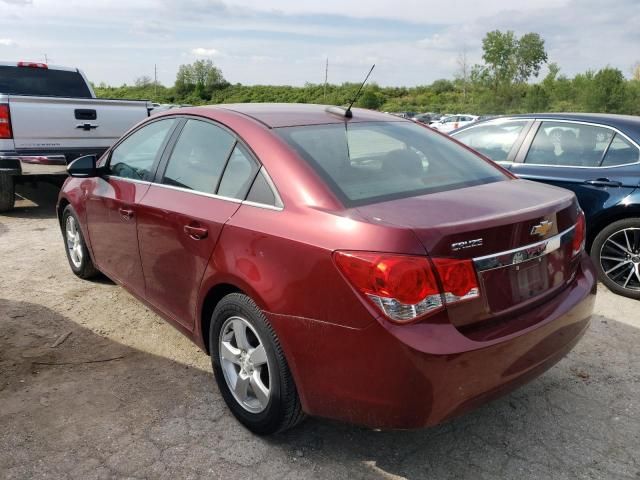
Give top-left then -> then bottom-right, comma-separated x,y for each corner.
355,179 -> 580,330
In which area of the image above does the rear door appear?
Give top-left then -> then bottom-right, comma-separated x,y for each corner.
137,118 -> 261,329
509,120 -> 640,224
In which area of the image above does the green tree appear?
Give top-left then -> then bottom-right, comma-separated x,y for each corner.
357,89 -> 383,110
587,68 -> 628,113
480,30 -> 547,91
175,60 -> 227,99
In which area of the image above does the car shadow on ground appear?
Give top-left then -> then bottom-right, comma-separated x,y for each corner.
1,297 -> 638,479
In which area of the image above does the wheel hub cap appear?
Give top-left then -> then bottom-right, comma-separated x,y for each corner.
65,216 -> 83,268
219,316 -> 271,414
599,227 -> 640,291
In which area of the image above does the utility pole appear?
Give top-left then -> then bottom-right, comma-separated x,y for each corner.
324,57 -> 328,102
44,54 -> 48,64
154,64 -> 158,99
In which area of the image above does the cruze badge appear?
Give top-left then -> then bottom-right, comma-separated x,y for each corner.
530,220 -> 553,237
451,238 -> 483,251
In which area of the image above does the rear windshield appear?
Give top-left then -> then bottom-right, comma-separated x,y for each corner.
276,121 -> 508,206
0,66 -> 92,98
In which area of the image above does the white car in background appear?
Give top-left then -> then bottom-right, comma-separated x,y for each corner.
430,114 -> 479,133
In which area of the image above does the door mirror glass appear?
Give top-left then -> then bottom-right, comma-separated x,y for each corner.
67,155 -> 98,177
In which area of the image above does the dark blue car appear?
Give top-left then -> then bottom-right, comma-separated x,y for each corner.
452,113 -> 640,299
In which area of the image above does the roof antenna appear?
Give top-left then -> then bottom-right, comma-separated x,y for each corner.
344,64 -> 375,118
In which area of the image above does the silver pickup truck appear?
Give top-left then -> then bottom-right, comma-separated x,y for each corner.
0,61 -> 152,211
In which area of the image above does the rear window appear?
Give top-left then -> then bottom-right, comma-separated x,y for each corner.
276,121 -> 507,206
0,66 -> 92,98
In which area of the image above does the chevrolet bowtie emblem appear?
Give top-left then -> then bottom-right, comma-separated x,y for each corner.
530,220 -> 553,237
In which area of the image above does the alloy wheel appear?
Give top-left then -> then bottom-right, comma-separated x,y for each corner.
219,316 -> 271,413
65,215 -> 83,268
599,227 -> 640,292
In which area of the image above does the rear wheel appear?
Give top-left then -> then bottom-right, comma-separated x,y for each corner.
591,218 -> 640,299
0,173 -> 15,212
62,205 -> 99,279
210,293 -> 305,434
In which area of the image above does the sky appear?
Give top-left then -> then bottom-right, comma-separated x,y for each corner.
1,0 -> 639,88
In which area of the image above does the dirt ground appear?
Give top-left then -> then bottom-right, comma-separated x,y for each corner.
1,182 -> 639,480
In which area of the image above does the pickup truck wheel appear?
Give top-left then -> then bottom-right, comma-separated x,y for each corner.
591,217 -> 640,300
62,205 -> 99,279
0,173 -> 15,212
210,293 -> 305,435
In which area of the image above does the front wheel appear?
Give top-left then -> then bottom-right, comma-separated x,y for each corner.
210,293 -> 305,434
591,217 -> 640,299
62,205 -> 99,279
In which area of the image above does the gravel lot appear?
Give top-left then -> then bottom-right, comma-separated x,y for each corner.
1,182 -> 639,480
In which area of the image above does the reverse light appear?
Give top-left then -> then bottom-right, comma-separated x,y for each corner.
334,251 -> 479,323
0,105 -> 12,139
572,210 -> 586,257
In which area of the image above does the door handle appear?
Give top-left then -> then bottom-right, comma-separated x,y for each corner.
184,224 -> 208,240
118,208 -> 134,220
584,178 -> 622,188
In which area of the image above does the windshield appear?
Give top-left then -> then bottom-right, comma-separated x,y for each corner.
276,121 -> 508,206
0,66 -> 92,98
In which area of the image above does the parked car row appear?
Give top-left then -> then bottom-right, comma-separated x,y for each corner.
58,103 -> 596,435
451,114 -> 640,299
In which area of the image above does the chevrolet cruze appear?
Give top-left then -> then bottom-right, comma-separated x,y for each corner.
57,104 -> 596,434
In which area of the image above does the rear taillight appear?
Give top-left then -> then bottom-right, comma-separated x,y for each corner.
572,210 -> 586,257
0,105 -> 12,139
334,251 -> 479,323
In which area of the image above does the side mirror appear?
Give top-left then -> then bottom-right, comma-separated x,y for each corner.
67,155 -> 99,178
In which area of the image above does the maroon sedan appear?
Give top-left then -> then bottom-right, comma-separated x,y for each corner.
57,104 -> 596,434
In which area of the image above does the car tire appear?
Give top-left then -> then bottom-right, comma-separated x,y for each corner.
590,217 -> 640,300
62,205 -> 99,279
210,293 -> 305,435
0,173 -> 15,212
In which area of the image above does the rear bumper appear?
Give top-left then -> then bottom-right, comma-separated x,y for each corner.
0,153 -> 67,175
267,253 -> 596,429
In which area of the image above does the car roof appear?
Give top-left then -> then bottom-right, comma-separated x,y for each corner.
456,112 -> 640,138
186,103 -> 404,128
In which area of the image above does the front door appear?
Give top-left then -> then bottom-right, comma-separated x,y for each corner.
86,118 -> 178,296
137,119 -> 260,329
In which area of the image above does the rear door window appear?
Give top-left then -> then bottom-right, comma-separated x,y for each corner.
161,120 -> 235,194
217,145 -> 260,199
276,121 -> 507,206
454,121 -> 527,162
525,121 -> 614,167
601,134 -> 640,167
